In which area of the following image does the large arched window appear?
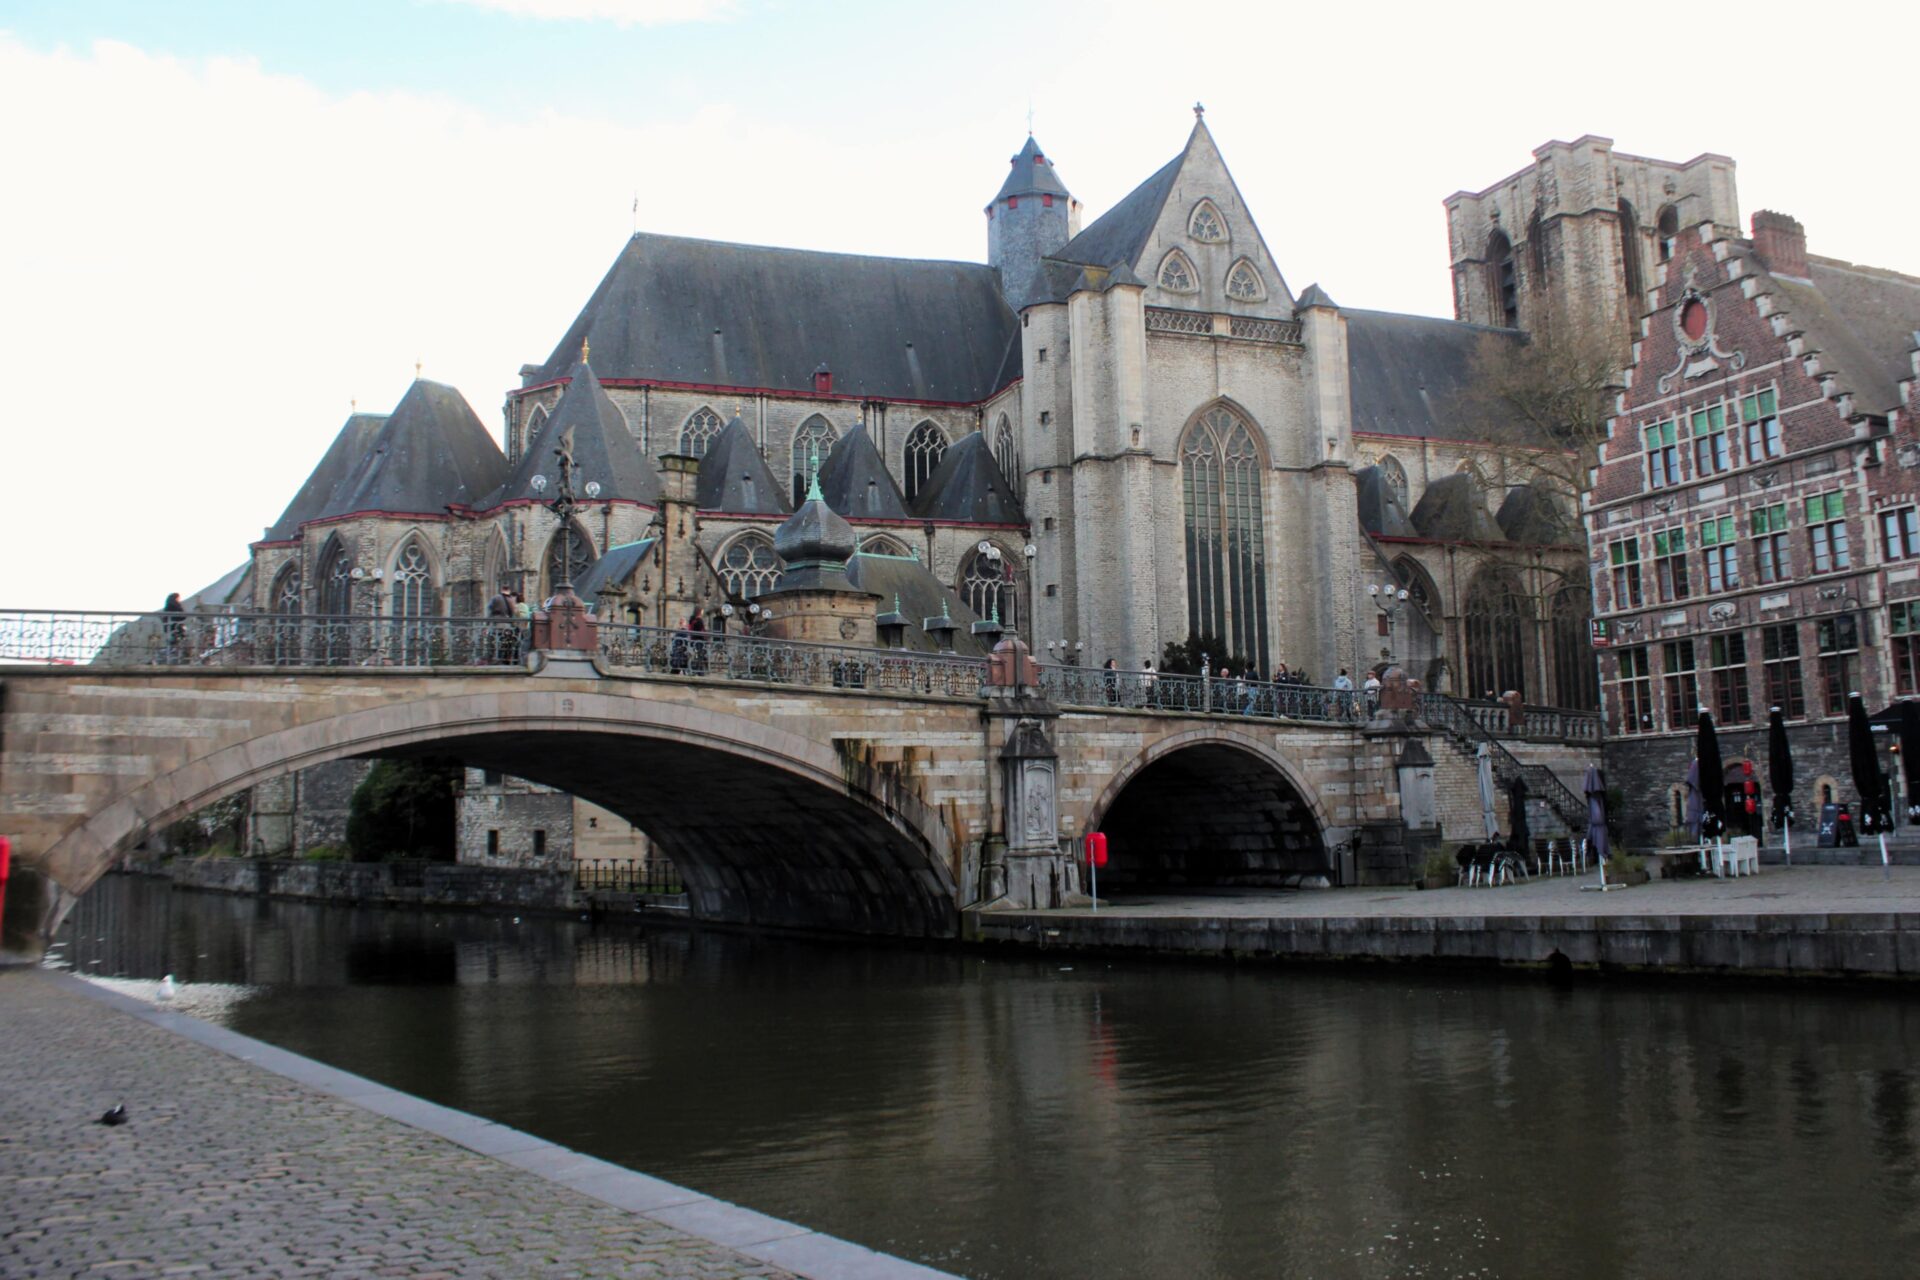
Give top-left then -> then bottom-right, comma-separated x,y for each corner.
1551,585 -> 1599,711
390,539 -> 440,664
718,533 -> 782,599
317,539 -> 353,616
959,545 -> 1020,630
266,562 -> 302,664
1180,405 -> 1270,670
993,414 -> 1018,488
904,421 -> 948,503
1158,249 -> 1197,294
1487,230 -> 1518,327
1656,205 -> 1679,262
791,415 -> 837,507
1189,199 -> 1226,242
1464,569 -> 1528,699
680,406 -> 724,458
272,563 -> 301,615
543,522 -> 595,598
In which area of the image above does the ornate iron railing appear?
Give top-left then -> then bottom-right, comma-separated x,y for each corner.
597,625 -> 991,698
574,857 -> 684,895
0,610 -> 530,669
1036,663 -> 1367,723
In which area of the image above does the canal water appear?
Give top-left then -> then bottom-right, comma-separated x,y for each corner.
55,875 -> 1920,1279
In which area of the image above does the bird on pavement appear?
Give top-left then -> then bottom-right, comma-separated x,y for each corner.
97,1105 -> 128,1127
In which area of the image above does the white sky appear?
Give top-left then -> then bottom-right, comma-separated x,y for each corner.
0,1 -> 1911,612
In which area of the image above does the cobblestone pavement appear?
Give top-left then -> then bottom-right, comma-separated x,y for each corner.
0,970 -> 936,1280
1048,864 -> 1920,919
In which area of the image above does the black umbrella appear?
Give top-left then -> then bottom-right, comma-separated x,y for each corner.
1507,776 -> 1531,865
1768,707 -> 1794,865
1846,691 -> 1890,877
1695,709 -> 1727,840
1584,764 -> 1612,888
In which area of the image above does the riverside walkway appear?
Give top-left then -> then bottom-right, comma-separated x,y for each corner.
0,969 -> 950,1280
971,865 -> 1920,977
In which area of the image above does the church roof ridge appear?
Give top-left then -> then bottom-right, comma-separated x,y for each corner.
313,380 -> 508,525
909,430 -> 1023,524
695,414 -> 790,516
261,410 -> 389,542
817,423 -> 910,520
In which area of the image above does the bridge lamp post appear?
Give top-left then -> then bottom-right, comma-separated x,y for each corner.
1022,543 -> 1036,639
1367,581 -> 1409,664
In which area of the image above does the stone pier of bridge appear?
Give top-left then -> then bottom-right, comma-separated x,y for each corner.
0,650 -> 1452,960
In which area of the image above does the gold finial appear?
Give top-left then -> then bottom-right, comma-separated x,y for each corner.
414,358 -> 422,380
350,398 -> 357,412
581,337 -> 590,365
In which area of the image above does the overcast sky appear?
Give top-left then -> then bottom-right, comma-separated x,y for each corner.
2,0 -> 1910,612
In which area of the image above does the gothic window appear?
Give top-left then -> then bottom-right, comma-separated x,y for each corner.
791,415 -> 838,507
993,414 -> 1018,487
960,546 -> 1020,630
1464,569 -> 1528,700
318,540 -> 353,616
1180,404 -> 1270,671
544,523 -> 595,598
391,539 -> 439,664
524,403 -> 549,458
1487,230 -> 1518,326
718,533 -> 782,599
1379,454 -> 1409,508
272,563 -> 301,615
680,406 -> 724,458
1550,585 -> 1599,711
1656,206 -> 1679,262
1189,199 -> 1226,242
1158,249 -> 1197,294
1225,258 -> 1265,302
858,534 -> 911,558
904,421 -> 948,503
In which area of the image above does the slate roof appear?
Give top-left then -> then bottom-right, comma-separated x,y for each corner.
1409,472 -> 1506,542
695,415 -> 790,515
487,361 -> 661,509
1050,152 -> 1183,269
845,553 -> 988,657
262,412 -> 387,541
1763,253 -> 1920,415
1496,482 -> 1577,546
530,233 -> 1022,403
1296,283 -> 1338,309
574,538 -> 657,600
1344,309 -> 1524,441
909,430 -> 1024,524
314,380 -> 510,521
1353,465 -> 1416,538
991,135 -> 1071,203
817,424 -> 909,519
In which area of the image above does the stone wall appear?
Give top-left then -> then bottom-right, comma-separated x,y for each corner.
164,855 -> 573,912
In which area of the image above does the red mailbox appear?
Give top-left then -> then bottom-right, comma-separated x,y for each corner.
1084,831 -> 1108,868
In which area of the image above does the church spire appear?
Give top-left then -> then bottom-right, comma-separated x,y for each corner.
986,134 -> 1078,313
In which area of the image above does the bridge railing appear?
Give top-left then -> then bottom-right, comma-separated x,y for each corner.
597,624 -> 992,698
1035,663 -> 1368,723
0,610 -> 531,669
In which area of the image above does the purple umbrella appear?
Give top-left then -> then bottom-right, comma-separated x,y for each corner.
1768,706 -> 1794,865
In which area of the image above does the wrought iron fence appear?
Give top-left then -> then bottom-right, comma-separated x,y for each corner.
1035,663 -> 1368,723
597,625 -> 991,698
0,610 -> 530,669
574,858 -> 684,895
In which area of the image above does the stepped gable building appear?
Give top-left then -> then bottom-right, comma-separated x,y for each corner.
1492,146 -> 1920,837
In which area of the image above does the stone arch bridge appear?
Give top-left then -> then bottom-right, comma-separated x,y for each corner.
0,612 -> 1588,957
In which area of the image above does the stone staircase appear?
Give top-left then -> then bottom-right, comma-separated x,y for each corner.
1419,693 -> 1590,840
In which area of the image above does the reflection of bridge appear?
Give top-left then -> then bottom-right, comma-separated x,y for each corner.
0,610 -> 1596,958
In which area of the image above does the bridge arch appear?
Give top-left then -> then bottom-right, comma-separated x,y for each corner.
34,688 -> 961,941
1085,728 -> 1334,891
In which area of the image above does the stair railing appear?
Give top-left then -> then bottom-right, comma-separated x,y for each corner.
1417,690 -> 1588,832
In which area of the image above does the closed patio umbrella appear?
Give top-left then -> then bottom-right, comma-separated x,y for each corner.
1476,742 -> 1498,843
1583,763 -> 1615,891
1869,700 -> 1920,826
1847,691 -> 1891,879
1696,709 -> 1727,839
1684,757 -> 1704,841
1768,706 -> 1794,866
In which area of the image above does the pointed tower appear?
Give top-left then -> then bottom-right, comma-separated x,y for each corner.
987,135 -> 1080,313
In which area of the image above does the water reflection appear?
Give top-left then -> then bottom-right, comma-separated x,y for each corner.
58,875 -> 1920,1279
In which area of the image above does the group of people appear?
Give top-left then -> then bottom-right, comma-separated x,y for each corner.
1092,657 -> 1373,719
